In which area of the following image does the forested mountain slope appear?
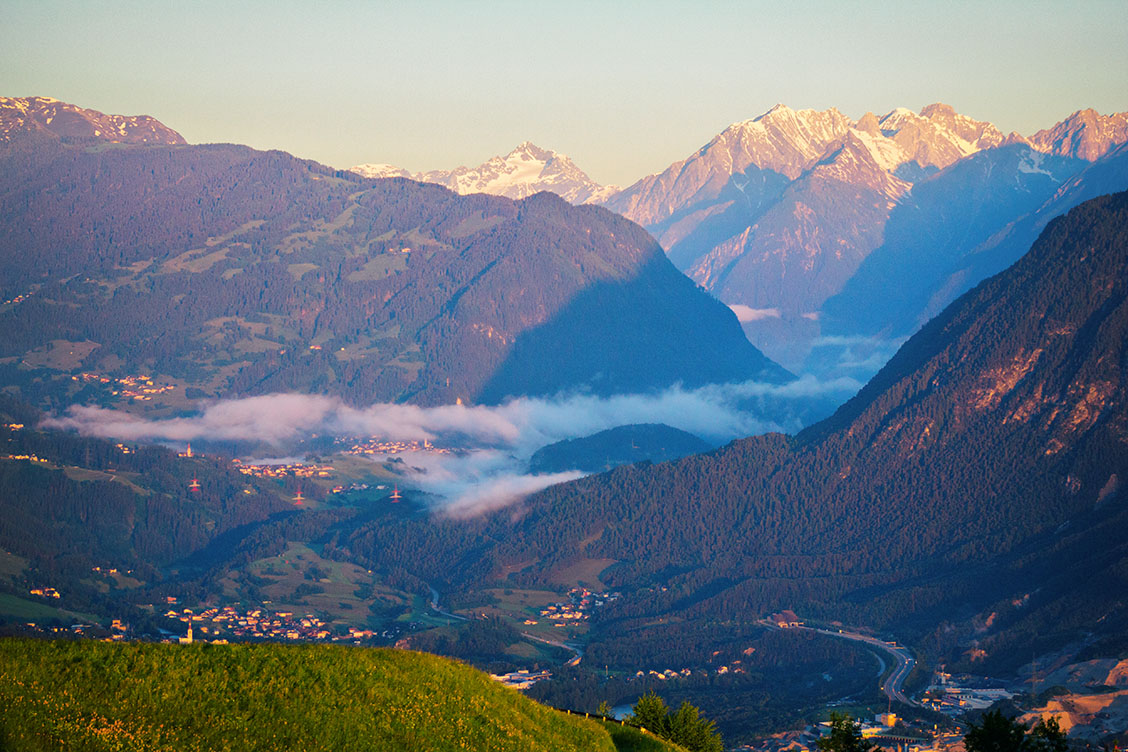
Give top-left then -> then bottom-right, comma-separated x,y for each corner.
0,396 -> 291,588
351,192 -> 1128,667
0,99 -> 787,409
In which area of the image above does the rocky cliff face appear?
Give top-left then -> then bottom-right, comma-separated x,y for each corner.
1028,109 -> 1128,161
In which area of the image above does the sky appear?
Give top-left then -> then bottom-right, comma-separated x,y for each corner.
3,0 -> 1126,186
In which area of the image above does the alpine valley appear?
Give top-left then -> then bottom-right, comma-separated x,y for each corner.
3,95 -> 1128,751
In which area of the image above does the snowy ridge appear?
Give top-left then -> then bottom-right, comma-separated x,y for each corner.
722,104 -> 854,178
877,103 -> 1006,169
1028,109 -> 1128,161
350,163 -> 413,180
349,142 -> 614,204
601,105 -> 854,227
0,96 -> 186,145
815,130 -> 913,199
599,102 -> 1128,230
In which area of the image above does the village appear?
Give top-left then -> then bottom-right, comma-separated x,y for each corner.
526,587 -> 620,627
342,437 -> 452,456
1,289 -> 33,307
234,459 -> 334,480
737,712 -> 964,752
74,371 -> 177,401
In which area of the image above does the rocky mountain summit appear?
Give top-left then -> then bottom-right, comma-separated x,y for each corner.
1027,109 -> 1128,161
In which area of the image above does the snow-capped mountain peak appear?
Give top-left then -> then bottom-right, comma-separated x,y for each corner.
722,105 -> 853,177
349,142 -> 614,204
349,163 -> 413,180
877,103 -> 1005,169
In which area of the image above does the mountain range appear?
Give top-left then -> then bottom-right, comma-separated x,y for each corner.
601,104 -> 1128,371
349,104 -> 1128,376
0,98 -> 786,410
0,95 -> 186,145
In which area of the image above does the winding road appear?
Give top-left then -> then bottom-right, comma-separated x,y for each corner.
520,631 -> 584,667
428,586 -> 468,621
764,620 -> 919,707
428,585 -> 582,665
810,626 -> 918,707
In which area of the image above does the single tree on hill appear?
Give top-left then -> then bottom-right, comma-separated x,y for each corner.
628,690 -> 723,752
817,713 -> 878,752
963,710 -> 1067,752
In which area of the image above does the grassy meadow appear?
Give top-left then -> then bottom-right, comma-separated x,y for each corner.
0,638 -> 681,751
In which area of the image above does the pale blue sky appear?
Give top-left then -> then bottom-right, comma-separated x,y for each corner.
3,0 -> 1126,185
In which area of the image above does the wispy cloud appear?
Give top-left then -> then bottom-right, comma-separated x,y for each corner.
42,376 -> 861,513
728,305 -> 782,322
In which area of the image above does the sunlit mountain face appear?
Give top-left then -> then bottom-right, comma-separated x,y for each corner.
598,104 -> 1128,380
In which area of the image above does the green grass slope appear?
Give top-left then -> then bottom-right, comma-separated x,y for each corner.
0,638 -> 681,752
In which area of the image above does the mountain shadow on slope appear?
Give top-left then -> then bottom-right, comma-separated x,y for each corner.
657,166 -> 792,271
476,246 -> 791,403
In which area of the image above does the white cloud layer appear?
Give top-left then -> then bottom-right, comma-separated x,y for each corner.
42,376 -> 860,513
728,305 -> 782,322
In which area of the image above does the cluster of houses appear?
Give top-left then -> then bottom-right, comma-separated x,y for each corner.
234,460 -> 333,479
166,606 -> 335,641
20,619 -> 130,641
91,566 -> 131,575
533,588 -> 620,625
4,452 -> 45,463
630,662 -> 749,681
74,371 -> 176,401
736,714 -> 961,752
329,482 -> 371,495
343,438 -> 451,456
636,668 -> 695,680
29,586 -> 60,599
2,290 -> 32,307
161,605 -> 401,644
921,686 -> 1013,714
